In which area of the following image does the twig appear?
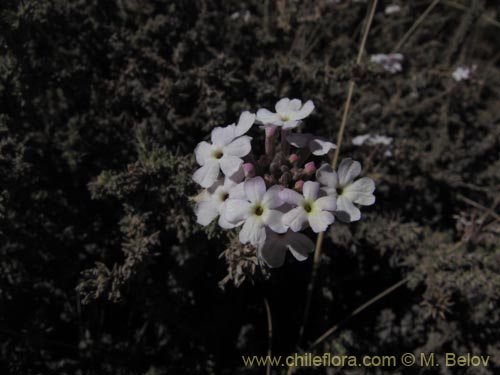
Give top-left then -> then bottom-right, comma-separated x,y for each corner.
264,297 -> 273,375
309,277 -> 409,349
295,0 -> 379,353
457,194 -> 500,222
442,0 -> 500,29
394,0 -> 441,51
263,0 -> 270,38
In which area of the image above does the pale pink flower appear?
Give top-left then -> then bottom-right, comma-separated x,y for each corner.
281,181 -> 337,233
256,98 -> 315,129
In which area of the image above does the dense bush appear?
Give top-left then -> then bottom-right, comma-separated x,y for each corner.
1,0 -> 499,374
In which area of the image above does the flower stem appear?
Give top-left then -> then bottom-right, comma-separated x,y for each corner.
309,277 -> 409,349
394,0 -> 441,52
295,0 -> 379,355
281,128 -> 291,157
265,126 -> 277,158
264,297 -> 273,375
442,0 -> 500,29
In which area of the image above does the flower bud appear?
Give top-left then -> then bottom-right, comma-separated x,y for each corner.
294,180 -> 305,191
270,162 -> 280,176
291,168 -> 302,181
304,161 -> 316,175
279,172 -> 291,185
242,163 -> 255,178
288,153 -> 299,164
265,125 -> 278,138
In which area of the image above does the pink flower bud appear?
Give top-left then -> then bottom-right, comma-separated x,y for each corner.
288,153 -> 299,164
242,163 -> 255,178
265,125 -> 278,138
304,161 -> 316,174
294,180 -> 304,191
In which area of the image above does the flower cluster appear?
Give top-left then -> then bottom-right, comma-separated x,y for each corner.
370,53 -> 404,74
193,99 -> 375,268
452,65 -> 476,82
352,133 -> 393,157
384,4 -> 401,15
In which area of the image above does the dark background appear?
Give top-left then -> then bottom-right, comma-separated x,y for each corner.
1,0 -> 499,374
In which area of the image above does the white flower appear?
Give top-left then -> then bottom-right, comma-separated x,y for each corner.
256,98 -> 315,129
281,181 -> 336,233
316,158 -> 375,222
230,10 -> 251,22
370,53 -> 403,74
225,177 -> 287,246
259,229 -> 314,268
287,133 -> 336,156
352,134 -> 393,146
351,134 -> 371,146
452,67 -> 471,82
385,4 -> 401,15
194,178 -> 246,228
193,111 -> 255,188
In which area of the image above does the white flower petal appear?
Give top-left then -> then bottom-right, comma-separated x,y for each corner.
219,155 -> 243,177
391,53 -> 404,61
303,181 -> 320,201
206,179 -> 223,194
259,234 -> 287,268
263,210 -> 287,233
194,141 -> 213,165
343,177 -> 376,206
352,134 -> 371,146
256,108 -> 280,125
309,137 -> 336,156
316,164 -> 338,188
195,201 -> 219,226
337,158 -> 361,185
289,100 -> 314,120
239,216 -> 266,245
385,4 -> 401,14
283,207 -> 308,232
225,199 -> 251,222
370,135 -> 392,146
321,186 -> 337,197
287,133 -> 311,148
315,196 -> 337,211
308,211 -> 334,233
286,232 -> 314,261
223,136 -> 252,158
336,195 -> 361,222
370,54 -> 386,64
211,126 -> 236,147
275,98 -> 290,114
289,99 -> 302,110
234,111 -> 255,137
262,185 -> 283,209
245,177 -> 266,203
194,189 -> 211,204
193,160 -> 220,188
227,165 -> 245,183
280,188 -> 304,206
218,214 -> 239,229
228,181 -> 246,200
282,120 -> 300,129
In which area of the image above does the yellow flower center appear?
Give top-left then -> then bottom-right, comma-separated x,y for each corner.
302,201 -> 314,213
253,205 -> 264,216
